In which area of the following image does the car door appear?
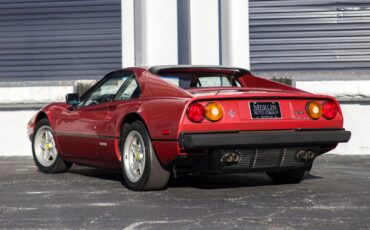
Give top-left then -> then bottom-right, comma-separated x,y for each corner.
55,72 -> 130,159
95,74 -> 141,162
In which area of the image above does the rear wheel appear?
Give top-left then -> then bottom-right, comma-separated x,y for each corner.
32,118 -> 72,173
267,168 -> 306,184
121,121 -> 170,191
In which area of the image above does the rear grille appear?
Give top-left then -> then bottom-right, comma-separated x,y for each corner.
224,147 -> 312,170
237,150 -> 253,168
253,148 -> 282,168
281,148 -> 306,167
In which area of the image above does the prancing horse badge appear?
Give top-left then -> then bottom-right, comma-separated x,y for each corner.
228,109 -> 235,118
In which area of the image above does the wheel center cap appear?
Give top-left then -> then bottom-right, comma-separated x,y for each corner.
135,152 -> 142,161
45,143 -> 52,150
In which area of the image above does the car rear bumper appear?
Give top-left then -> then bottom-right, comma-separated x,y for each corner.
179,129 -> 351,150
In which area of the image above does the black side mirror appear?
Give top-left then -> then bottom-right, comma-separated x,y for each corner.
66,93 -> 80,106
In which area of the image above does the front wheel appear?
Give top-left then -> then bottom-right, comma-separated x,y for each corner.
267,168 -> 306,184
121,121 -> 170,191
32,118 -> 72,173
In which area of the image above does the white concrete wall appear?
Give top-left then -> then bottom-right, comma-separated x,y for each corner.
220,0 -> 250,68
122,0 -> 135,67
0,110 -> 37,156
189,0 -> 220,65
133,0 -> 178,66
121,0 -> 251,67
296,80 -> 370,99
0,86 -> 72,104
331,103 -> 370,155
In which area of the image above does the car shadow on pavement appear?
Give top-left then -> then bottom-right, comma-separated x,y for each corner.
168,173 -> 273,189
168,172 -> 323,189
305,173 -> 322,180
67,166 -> 323,190
68,167 -> 123,182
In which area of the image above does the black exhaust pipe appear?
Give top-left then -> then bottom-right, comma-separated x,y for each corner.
296,150 -> 316,162
221,152 -> 241,163
307,150 -> 315,160
296,150 -> 309,162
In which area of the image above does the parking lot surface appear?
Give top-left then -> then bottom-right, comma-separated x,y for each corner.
0,155 -> 369,229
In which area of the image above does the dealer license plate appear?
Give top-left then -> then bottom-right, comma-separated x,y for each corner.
249,102 -> 281,119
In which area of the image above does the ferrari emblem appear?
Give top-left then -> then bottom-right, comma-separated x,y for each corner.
228,109 -> 235,118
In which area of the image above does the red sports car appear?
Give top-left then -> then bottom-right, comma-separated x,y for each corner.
28,66 -> 351,190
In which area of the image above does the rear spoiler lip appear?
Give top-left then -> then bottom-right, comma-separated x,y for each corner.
148,65 -> 251,75
188,93 -> 333,102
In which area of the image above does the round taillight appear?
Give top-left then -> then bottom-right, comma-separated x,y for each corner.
187,103 -> 205,123
306,101 -> 322,120
322,100 -> 338,120
205,102 -> 224,122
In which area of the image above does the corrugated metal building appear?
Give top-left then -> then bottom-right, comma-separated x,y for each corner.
249,0 -> 370,80
0,0 -> 121,81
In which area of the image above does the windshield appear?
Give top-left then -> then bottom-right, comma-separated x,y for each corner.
159,73 -> 241,89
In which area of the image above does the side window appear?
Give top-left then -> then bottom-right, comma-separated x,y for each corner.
116,76 -> 140,100
81,73 -> 132,106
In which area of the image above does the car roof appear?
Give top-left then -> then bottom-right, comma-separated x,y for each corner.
148,65 -> 250,75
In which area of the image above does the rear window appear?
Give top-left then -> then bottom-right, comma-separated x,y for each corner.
159,73 -> 241,89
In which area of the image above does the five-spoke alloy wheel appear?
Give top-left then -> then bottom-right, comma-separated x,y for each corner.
123,130 -> 146,183
32,118 -> 72,173
121,121 -> 170,191
34,125 -> 58,167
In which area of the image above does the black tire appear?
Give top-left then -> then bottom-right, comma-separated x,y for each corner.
120,121 -> 170,191
267,168 -> 306,184
32,118 -> 72,173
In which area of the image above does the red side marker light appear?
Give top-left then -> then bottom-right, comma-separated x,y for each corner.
162,129 -> 172,135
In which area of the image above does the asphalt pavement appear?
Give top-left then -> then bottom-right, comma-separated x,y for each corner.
0,155 -> 369,229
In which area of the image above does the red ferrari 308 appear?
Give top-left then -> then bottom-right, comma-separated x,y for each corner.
27,66 -> 351,190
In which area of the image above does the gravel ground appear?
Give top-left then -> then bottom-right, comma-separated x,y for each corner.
0,155 -> 369,229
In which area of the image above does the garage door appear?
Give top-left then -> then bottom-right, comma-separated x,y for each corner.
0,0 -> 121,81
249,0 -> 370,77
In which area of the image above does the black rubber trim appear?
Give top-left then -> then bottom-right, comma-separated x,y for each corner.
55,132 -> 116,140
179,129 -> 351,150
148,65 -> 250,75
